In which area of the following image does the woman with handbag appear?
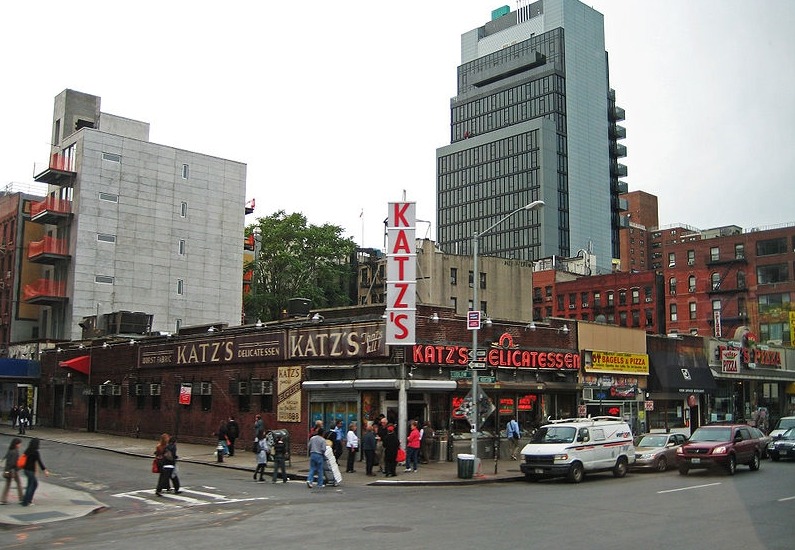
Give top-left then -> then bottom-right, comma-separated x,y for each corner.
154,433 -> 170,495
1,438 -> 23,504
21,438 -> 49,506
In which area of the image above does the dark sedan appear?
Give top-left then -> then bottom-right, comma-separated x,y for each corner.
768,427 -> 795,461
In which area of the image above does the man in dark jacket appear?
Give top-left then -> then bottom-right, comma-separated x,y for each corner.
226,416 -> 240,456
382,424 -> 399,477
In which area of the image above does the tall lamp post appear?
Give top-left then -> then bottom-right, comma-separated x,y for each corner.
252,226 -> 262,323
470,200 -> 545,459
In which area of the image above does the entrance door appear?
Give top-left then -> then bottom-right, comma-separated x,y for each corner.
88,395 -> 97,432
384,401 -> 427,428
53,385 -> 64,428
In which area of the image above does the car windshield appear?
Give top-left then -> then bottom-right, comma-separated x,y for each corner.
775,418 -> 795,431
638,435 -> 667,448
532,426 -> 576,444
782,428 -> 795,440
689,427 -> 731,442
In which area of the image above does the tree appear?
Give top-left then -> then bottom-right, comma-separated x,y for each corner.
244,211 -> 357,322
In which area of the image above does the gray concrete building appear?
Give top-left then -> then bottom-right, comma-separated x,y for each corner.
436,0 -> 627,272
30,89 -> 246,341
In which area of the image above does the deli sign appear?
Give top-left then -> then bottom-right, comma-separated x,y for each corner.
385,202 -> 416,345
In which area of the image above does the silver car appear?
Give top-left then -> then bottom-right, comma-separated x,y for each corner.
633,433 -> 688,472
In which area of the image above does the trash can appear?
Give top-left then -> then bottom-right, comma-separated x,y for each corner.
457,453 -> 475,479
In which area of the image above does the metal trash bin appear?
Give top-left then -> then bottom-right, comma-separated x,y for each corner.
457,453 -> 475,479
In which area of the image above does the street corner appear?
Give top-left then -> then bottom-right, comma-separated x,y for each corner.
0,481 -> 106,527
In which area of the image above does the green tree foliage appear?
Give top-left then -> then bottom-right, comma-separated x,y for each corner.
244,211 -> 357,322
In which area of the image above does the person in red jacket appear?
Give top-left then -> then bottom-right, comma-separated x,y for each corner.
405,420 -> 421,473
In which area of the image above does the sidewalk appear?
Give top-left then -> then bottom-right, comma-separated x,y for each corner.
0,426 -> 523,525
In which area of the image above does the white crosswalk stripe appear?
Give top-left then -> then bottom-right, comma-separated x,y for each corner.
112,487 -> 269,508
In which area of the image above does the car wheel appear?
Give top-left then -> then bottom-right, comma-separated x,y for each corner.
655,456 -> 668,472
749,452 -> 760,471
567,462 -> 584,483
726,454 -> 736,475
678,465 -> 688,475
613,456 -> 628,478
771,455 -> 780,462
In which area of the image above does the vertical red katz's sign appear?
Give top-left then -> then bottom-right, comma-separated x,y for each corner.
386,201 -> 416,345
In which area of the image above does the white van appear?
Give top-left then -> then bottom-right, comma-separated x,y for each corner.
770,416 -> 795,439
519,416 -> 635,483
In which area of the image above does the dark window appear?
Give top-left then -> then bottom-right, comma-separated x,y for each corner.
756,238 -> 787,256
757,264 -> 789,284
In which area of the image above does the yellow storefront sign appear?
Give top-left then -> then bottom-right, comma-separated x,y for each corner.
588,350 -> 649,375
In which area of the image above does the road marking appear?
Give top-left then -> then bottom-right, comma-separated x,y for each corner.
658,482 -> 722,494
778,496 -> 795,502
112,487 -> 269,508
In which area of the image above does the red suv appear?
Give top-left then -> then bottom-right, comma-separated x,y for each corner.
676,424 -> 762,475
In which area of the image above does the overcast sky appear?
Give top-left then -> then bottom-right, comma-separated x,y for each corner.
2,1 -> 794,251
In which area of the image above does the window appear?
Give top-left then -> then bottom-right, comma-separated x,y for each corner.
97,233 -> 116,243
557,295 -> 564,310
737,271 -> 746,289
711,273 -> 721,291
710,247 -> 720,262
689,302 -> 697,320
449,297 -> 457,312
450,268 -> 458,285
669,277 -> 677,294
175,319 -> 182,332
569,293 -> 576,309
687,250 -> 695,265
737,297 -> 746,317
593,292 -> 601,307
177,279 -> 184,295
581,292 -> 589,308
618,289 -> 627,306
757,263 -> 789,284
668,252 -> 675,267
735,243 -> 745,260
181,164 -> 190,179
688,275 -> 696,293
669,303 -> 678,321
99,192 -> 118,203
607,291 -> 614,307
102,152 -> 121,163
180,202 -> 188,218
95,275 -> 114,284
480,272 -> 486,290
756,238 -> 787,256
631,288 -> 639,305
468,271 -> 474,288
758,293 -> 790,314
619,311 -> 627,327
631,310 -> 640,327
712,300 -> 722,312
645,308 -> 654,327
178,239 -> 186,255
545,286 -> 552,299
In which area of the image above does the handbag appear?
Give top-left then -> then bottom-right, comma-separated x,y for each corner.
152,458 -> 160,473
2,470 -> 11,479
396,448 -> 406,463
16,453 -> 27,469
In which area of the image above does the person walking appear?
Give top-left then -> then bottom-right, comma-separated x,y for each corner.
154,433 -> 170,496
20,438 -> 49,506
164,436 -> 181,493
1,438 -> 24,504
17,407 -> 29,435
226,416 -> 240,456
506,418 -> 521,460
383,424 -> 399,477
253,431 -> 269,481
420,421 -> 435,464
345,422 -> 359,473
376,416 -> 388,473
306,427 -> 326,489
215,420 -> 229,457
331,419 -> 345,463
253,414 -> 264,451
10,406 -> 18,429
405,420 -> 421,473
271,433 -> 288,483
361,422 -> 377,476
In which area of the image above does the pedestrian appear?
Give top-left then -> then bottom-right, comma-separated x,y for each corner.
215,420 -> 229,456
420,421 -> 434,464
226,416 -> 240,456
18,407 -> 29,435
362,422 -> 377,476
306,427 -> 326,489
253,430 -> 269,481
1,438 -> 24,504
383,423 -> 399,477
332,419 -> 345,463
10,405 -> 18,429
154,433 -> 170,495
345,422 -> 359,473
20,438 -> 49,506
506,418 -> 521,460
405,420 -> 421,473
376,416 -> 388,473
271,433 -> 288,483
165,436 -> 181,493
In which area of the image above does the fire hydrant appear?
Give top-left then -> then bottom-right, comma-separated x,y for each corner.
216,442 -> 225,463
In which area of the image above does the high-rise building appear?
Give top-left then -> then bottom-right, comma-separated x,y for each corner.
28,89 -> 247,341
436,0 -> 627,272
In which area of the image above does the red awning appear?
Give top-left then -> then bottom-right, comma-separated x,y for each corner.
59,355 -> 91,375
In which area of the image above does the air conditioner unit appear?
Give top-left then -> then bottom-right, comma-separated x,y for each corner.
150,384 -> 161,396
687,260 -> 695,266
568,304 -> 576,309
645,297 -> 652,303
670,291 -> 676,296
582,303 -> 589,309
200,382 -> 212,395
99,384 -> 111,396
238,381 -> 249,395
583,388 -> 594,401
111,385 -> 122,396
545,297 -> 552,302
260,381 -> 273,395
668,262 -> 676,268
134,384 -> 144,396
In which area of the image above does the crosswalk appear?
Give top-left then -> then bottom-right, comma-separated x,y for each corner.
111,486 -> 270,508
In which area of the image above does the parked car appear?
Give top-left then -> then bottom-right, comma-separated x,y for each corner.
749,426 -> 772,458
676,424 -> 762,475
632,433 -> 688,472
769,416 -> 795,439
767,427 -> 795,461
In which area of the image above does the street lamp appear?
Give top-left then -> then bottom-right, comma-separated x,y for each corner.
470,200 -> 544,460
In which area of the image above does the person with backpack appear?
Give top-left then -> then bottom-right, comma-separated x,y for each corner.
1,438 -> 24,504
253,430 -> 269,482
20,438 -> 49,506
271,433 -> 288,483
226,416 -> 240,456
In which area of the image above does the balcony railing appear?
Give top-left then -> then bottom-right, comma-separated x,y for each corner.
30,197 -> 72,224
33,153 -> 76,185
28,236 -> 70,264
22,279 -> 68,305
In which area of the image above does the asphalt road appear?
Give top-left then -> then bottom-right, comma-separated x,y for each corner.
4,436 -> 794,549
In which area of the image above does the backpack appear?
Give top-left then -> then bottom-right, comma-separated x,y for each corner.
16,453 -> 27,469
